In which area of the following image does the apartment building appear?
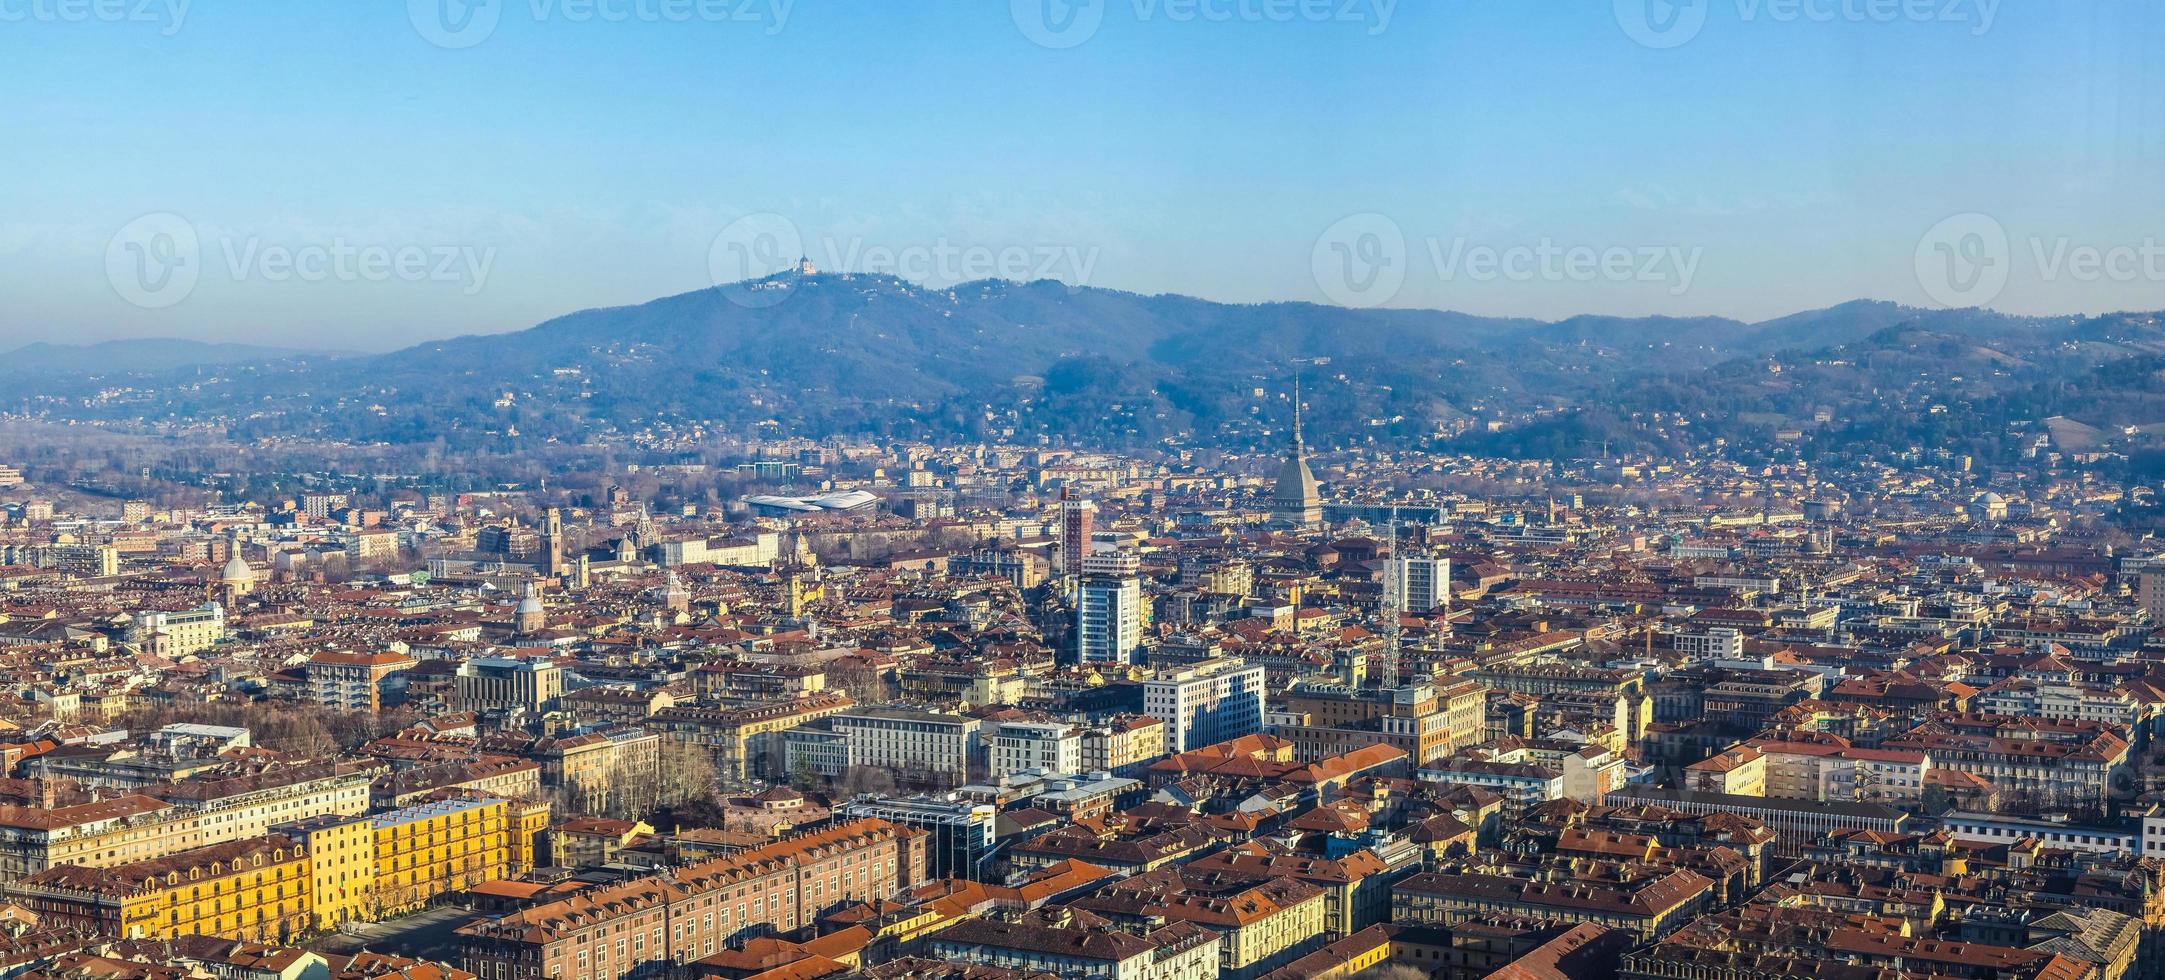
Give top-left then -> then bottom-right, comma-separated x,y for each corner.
560,686 -> 677,728
1674,627 -> 1746,661
650,692 -> 853,788
454,656 -> 564,715
6,833 -> 313,943
1075,865 -> 1332,980
1145,656 -> 1266,754
829,707 -> 983,784
0,796 -> 201,882
305,649 -> 416,713
692,661 -> 828,700
0,760 -> 379,885
1080,716 -> 1168,776
275,814 -> 374,930
457,819 -> 925,978
1417,759 -> 1564,818
1387,555 -> 1450,613
930,911 -> 1221,980
530,727 -> 662,816
1278,682 -> 1484,767
369,756 -> 541,808
1745,738 -> 1932,806
1393,866 -> 1715,942
43,544 -> 118,578
156,761 -> 377,846
1079,574 -> 1144,665
991,721 -> 1081,778
130,603 -> 226,656
1885,717 -> 2130,810
372,796 -> 510,914
1970,680 -> 2147,729
1475,661 -> 1645,701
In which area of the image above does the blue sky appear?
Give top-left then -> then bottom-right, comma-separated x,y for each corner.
3,1 -> 2161,350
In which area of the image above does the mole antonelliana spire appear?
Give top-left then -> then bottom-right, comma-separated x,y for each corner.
1270,370 -> 1322,529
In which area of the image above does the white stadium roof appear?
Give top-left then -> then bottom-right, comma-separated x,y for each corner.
745,490 -> 880,513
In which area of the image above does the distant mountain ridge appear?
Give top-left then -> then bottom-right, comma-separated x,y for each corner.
0,338 -> 347,377
11,275 -> 2164,473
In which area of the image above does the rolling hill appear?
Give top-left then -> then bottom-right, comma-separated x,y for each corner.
8,273 -> 2164,473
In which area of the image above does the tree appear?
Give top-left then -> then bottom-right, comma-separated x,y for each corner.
655,740 -> 719,808
839,765 -> 896,798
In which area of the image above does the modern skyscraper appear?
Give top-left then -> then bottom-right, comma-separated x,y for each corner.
1144,657 -> 1266,754
1060,493 -> 1096,576
1270,375 -> 1322,529
1078,574 -> 1143,665
2144,572 -> 2165,622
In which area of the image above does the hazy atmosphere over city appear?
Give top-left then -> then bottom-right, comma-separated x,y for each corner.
1,5 -> 2164,980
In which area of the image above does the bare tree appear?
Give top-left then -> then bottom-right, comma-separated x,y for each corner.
839,765 -> 896,797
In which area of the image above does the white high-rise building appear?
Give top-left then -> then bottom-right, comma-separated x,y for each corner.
1145,656 -> 1266,754
1676,627 -> 1747,661
1078,574 -> 1143,665
2145,572 -> 2165,622
829,708 -> 982,785
990,721 -> 1081,778
1388,555 -> 1450,614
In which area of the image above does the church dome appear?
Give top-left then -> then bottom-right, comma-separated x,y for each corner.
220,556 -> 253,583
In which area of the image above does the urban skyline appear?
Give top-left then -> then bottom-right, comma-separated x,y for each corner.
5,5 -> 2164,980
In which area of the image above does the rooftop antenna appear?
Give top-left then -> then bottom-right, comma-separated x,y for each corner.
1291,365 -> 1307,453
1380,505 -> 1401,689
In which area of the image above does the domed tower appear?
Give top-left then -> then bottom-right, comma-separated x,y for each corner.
515,584 -> 547,635
1270,374 -> 1323,529
217,554 -> 255,607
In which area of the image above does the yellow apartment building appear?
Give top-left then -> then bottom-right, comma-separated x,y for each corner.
508,799 -> 551,877
372,796 -> 510,914
276,814 -> 375,931
6,833 -> 312,943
